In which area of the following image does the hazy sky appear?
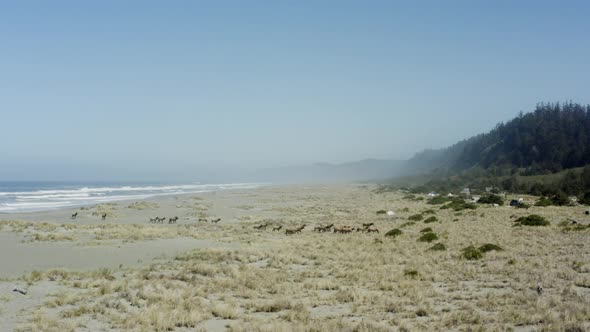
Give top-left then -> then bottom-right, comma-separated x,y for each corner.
1,1 -> 589,180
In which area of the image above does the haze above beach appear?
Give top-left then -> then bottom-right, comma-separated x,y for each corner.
2,1 -> 590,182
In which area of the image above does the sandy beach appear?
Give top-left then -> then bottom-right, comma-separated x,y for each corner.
0,184 -> 589,331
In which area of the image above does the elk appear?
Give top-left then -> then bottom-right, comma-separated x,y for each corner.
366,228 -> 379,233
272,225 -> 283,232
286,224 -> 305,235
101,213 -> 107,221
334,226 -> 353,234
71,212 -> 78,219
198,218 -> 208,223
168,216 -> 179,224
362,222 -> 374,228
211,218 -> 221,224
254,223 -> 268,230
321,224 -> 334,232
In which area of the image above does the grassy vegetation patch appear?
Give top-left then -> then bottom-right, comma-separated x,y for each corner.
408,214 -> 423,221
428,243 -> 447,251
477,194 -> 504,205
461,246 -> 483,260
427,196 -> 453,205
514,214 -> 550,226
422,209 -> 436,215
417,232 -> 438,243
376,210 -> 387,215
398,221 -> 415,228
478,243 -> 503,253
423,216 -> 438,224
440,198 -> 477,211
420,227 -> 433,233
385,228 -> 403,238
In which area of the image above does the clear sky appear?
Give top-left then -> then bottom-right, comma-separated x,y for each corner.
1,1 -> 589,181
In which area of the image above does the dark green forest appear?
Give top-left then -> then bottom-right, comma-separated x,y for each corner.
400,102 -> 590,198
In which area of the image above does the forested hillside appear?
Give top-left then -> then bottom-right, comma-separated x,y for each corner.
400,102 -> 590,196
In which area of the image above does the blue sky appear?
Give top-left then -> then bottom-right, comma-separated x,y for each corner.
1,1 -> 589,180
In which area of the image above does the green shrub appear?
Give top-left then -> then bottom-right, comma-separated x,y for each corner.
376,210 -> 387,215
385,228 -> 403,237
478,243 -> 503,253
415,197 -> 424,201
423,216 -> 438,224
428,243 -> 447,251
514,214 -> 550,226
462,246 -> 483,260
402,194 -> 416,200
420,227 -> 433,233
417,232 -> 438,243
401,207 -> 410,212
515,203 -> 530,209
408,214 -> 423,221
477,194 -> 504,205
422,209 -> 436,215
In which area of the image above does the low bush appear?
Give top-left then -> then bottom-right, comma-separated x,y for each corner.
420,227 -> 433,233
514,214 -> 550,226
441,199 -> 477,211
478,243 -> 503,253
417,232 -> 438,243
376,210 -> 387,215
423,216 -> 438,224
428,243 -> 447,251
404,269 -> 419,278
408,214 -> 423,221
477,194 -> 504,205
398,222 -> 415,228
462,246 -> 483,260
385,228 -> 402,238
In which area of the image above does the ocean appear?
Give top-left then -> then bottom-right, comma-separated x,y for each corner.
0,181 -> 262,213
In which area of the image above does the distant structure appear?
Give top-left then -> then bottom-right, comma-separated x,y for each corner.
461,188 -> 471,196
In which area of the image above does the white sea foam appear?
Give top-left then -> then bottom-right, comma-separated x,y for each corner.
0,183 -> 264,213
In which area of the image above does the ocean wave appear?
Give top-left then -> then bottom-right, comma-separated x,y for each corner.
0,183 -> 261,197
0,182 -> 264,213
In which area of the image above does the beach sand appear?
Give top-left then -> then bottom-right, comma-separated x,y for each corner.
0,184 -> 588,331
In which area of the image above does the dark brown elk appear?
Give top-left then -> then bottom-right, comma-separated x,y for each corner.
101,213 -> 107,221
211,218 -> 221,224
272,225 -> 282,232
71,212 -> 78,219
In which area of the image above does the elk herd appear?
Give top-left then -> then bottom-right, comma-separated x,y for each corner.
149,216 -> 221,224
71,212 -> 108,221
255,221 -> 379,235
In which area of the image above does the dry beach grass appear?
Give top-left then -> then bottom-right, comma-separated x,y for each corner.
0,184 -> 589,331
